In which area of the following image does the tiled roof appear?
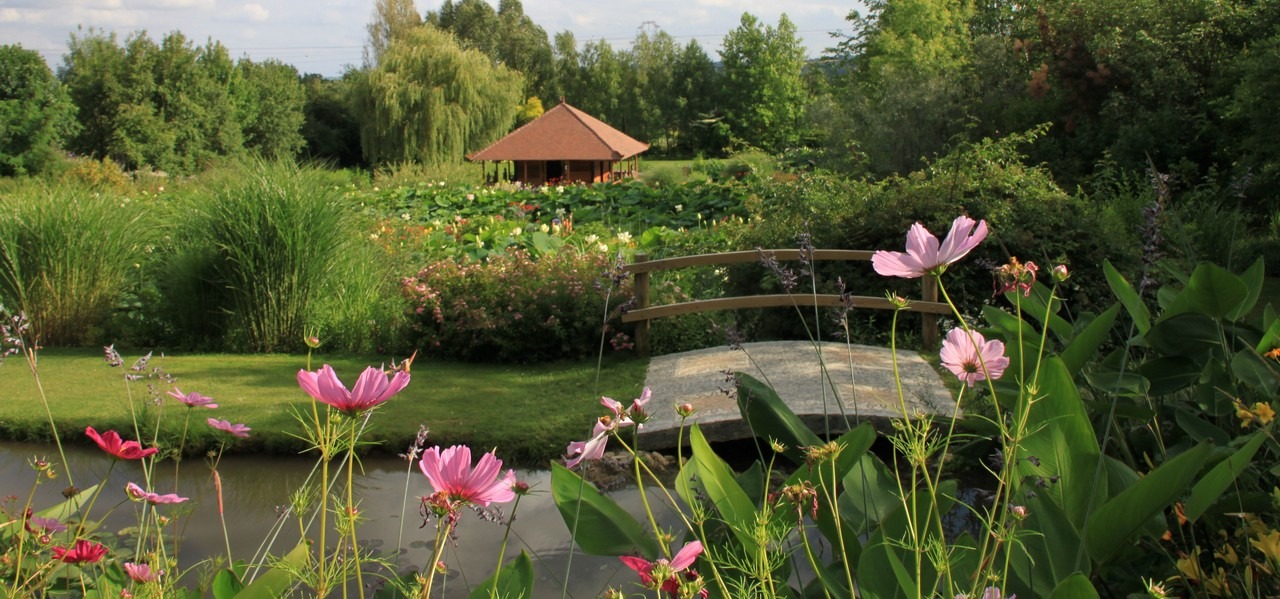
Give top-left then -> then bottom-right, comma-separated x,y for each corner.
468,101 -> 649,161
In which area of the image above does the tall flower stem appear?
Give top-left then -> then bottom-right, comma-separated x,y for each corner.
418,520 -> 451,599
489,494 -> 523,598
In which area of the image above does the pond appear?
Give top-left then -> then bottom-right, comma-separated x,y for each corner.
0,441 -> 680,597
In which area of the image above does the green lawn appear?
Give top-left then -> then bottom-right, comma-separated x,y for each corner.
0,349 -> 648,466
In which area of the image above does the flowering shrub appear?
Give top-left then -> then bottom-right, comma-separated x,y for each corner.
402,247 -> 634,362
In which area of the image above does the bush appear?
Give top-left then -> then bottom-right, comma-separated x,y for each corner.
402,247 -> 632,362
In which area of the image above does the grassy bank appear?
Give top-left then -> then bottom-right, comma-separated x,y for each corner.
0,349 -> 649,465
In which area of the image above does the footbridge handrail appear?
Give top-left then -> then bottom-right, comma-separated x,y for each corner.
622,249 -> 945,355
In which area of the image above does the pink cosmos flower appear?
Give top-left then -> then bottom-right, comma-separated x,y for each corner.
419,445 -> 516,507
124,562 -> 162,583
564,390 -> 650,469
872,215 -> 988,278
296,364 -> 410,416
85,426 -> 159,460
940,328 -> 1010,387
207,418 -> 251,438
126,482 -> 189,505
619,540 -> 707,597
167,388 -> 218,409
52,539 -> 108,564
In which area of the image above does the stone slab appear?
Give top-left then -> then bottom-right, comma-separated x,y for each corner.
637,341 -> 956,447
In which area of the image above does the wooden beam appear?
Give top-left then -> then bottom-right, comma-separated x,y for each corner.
621,294 -> 950,323
623,249 -> 875,274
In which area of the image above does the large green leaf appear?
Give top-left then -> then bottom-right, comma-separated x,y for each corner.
234,542 -> 308,598
1228,258 -> 1266,321
735,372 -> 821,464
688,424 -> 759,552
1139,356 -> 1202,396
550,463 -> 659,558
1230,348 -> 1280,396
468,551 -> 534,599
1019,357 -> 1102,528
1103,260 -> 1150,334
1145,312 -> 1221,358
1160,262 -> 1248,320
1049,572 -> 1099,599
1174,410 -> 1230,446
1060,304 -> 1119,376
1084,443 -> 1210,563
212,563 -> 246,599
1011,492 -> 1086,593
787,425 -> 877,572
1185,432 -> 1267,522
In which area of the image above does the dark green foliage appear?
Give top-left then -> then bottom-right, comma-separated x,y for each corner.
0,45 -> 77,176
299,73 -> 363,168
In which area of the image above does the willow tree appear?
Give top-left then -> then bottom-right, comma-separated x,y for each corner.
354,26 -> 524,166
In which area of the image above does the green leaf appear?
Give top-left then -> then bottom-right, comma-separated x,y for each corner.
1049,573 -> 1100,599
468,551 -> 534,599
688,424 -> 759,552
1012,492 -> 1086,592
735,373 -> 822,464
1008,281 -> 1072,339
1145,312 -> 1221,358
1186,432 -> 1267,522
1060,304 -> 1119,376
1161,262 -> 1249,320
1020,357 -> 1102,528
1231,348 -> 1280,396
234,542 -> 308,598
551,462 -> 659,558
212,568 -> 245,599
1085,443 -> 1211,563
1174,410 -> 1230,446
1255,317 -> 1280,354
1228,258 -> 1266,321
1139,356 -> 1202,396
1104,260 -> 1150,334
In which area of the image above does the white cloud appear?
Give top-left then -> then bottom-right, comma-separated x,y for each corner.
242,3 -> 268,21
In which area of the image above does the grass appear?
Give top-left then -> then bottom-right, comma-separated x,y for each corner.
0,348 -> 649,466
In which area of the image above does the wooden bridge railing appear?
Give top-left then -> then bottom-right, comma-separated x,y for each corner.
621,249 -> 948,356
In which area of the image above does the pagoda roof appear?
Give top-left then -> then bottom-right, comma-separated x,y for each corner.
468,100 -> 649,161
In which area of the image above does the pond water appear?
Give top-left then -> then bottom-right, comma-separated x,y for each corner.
0,442 -> 680,597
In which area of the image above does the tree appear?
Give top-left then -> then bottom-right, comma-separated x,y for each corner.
428,0 -> 553,100
0,44 -> 77,175
352,25 -> 524,165
719,13 -> 808,153
234,59 -> 307,159
669,39 -> 724,155
364,0 -> 422,67
619,28 -> 679,150
59,30 -> 244,173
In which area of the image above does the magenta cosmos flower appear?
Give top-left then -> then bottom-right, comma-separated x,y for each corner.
52,539 -> 108,564
940,328 -> 1010,387
207,418 -> 251,438
297,364 -> 410,416
85,426 -> 159,460
619,540 -> 707,597
872,215 -> 988,278
419,445 -> 516,507
126,482 -> 188,505
167,388 -> 217,409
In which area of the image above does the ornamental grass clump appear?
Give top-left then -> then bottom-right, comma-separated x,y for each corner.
0,182 -> 152,346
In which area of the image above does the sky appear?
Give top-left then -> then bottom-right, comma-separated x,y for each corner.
2,0 -> 861,78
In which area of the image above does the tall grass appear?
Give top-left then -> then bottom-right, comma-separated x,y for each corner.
0,183 -> 150,345
160,160 -> 402,353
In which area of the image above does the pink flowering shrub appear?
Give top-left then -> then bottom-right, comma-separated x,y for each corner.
401,248 -> 633,362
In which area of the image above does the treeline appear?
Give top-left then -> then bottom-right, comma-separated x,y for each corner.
2,0 -> 1279,206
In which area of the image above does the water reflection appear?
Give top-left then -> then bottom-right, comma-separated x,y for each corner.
0,442 -> 678,597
